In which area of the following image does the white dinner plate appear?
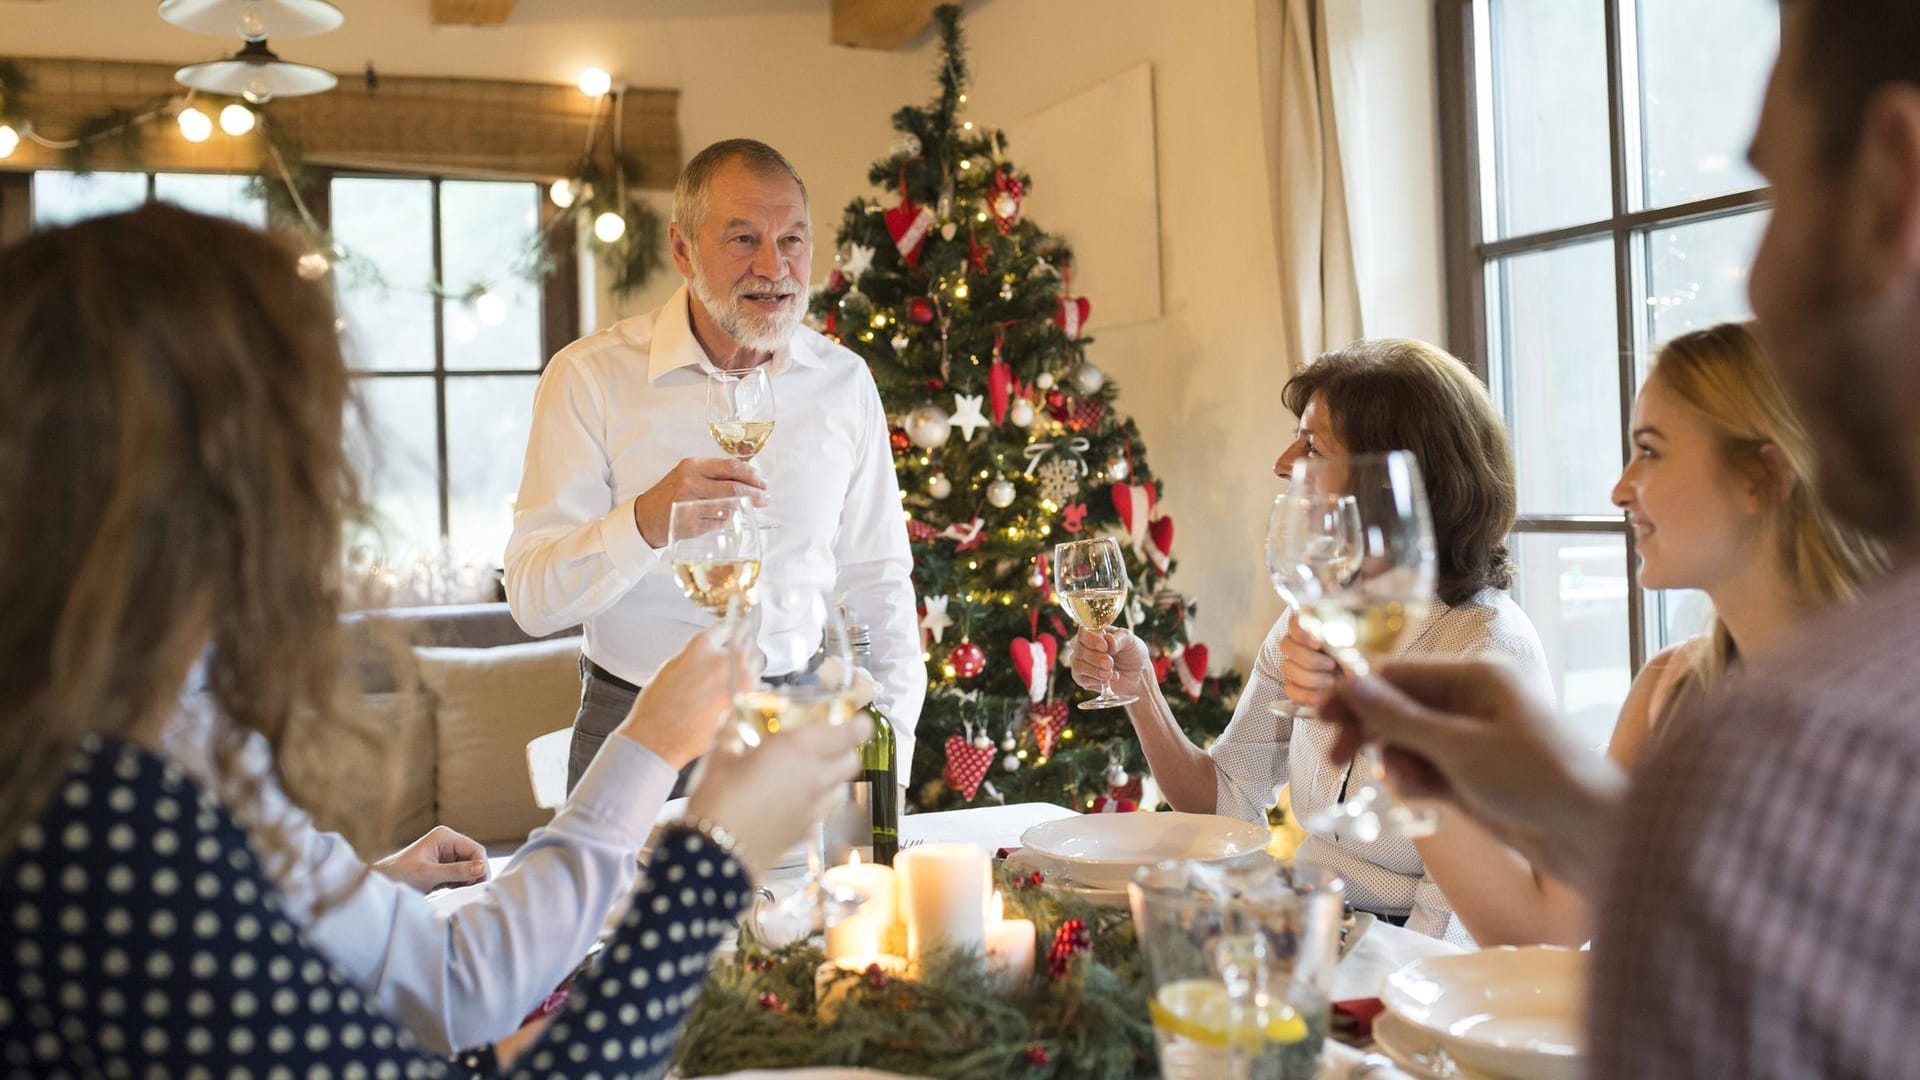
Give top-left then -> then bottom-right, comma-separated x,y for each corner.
1018,811 -> 1273,891
1371,1008 -> 1495,1080
1381,947 -> 1585,1080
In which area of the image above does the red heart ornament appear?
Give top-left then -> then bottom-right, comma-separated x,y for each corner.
1009,634 -> 1059,703
1028,701 -> 1068,757
1146,516 -> 1175,573
1177,644 -> 1210,701
1151,652 -> 1173,684
1055,295 -> 1091,338
1093,796 -> 1138,814
942,735 -> 995,801
1111,482 -> 1156,552
886,201 -> 936,267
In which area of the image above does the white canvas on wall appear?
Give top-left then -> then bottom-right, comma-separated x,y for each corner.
1005,61 -> 1164,329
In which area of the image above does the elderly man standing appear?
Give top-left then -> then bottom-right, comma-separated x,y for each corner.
506,138 -> 924,794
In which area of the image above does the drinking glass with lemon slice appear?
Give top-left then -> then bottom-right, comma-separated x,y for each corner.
1130,861 -> 1342,1080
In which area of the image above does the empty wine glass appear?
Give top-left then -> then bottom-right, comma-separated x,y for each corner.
1054,536 -> 1140,710
708,366 -> 779,529
1285,451 -> 1440,843
666,496 -> 763,617
1265,488 -> 1362,718
733,583 -> 864,934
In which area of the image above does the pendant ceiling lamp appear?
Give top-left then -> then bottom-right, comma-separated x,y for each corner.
158,0 -> 344,41
175,39 -> 337,103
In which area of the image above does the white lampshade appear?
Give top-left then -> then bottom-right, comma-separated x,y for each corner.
158,0 -> 343,40
175,40 -> 337,103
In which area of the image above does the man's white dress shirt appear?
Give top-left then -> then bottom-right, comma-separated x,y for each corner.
504,285 -> 926,767
162,701 -> 677,1055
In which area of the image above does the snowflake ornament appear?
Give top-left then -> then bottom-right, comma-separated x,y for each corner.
1036,457 -> 1081,504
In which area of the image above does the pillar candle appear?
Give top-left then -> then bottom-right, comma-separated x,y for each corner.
896,843 -> 990,970
822,851 -> 899,961
983,889 -> 1036,983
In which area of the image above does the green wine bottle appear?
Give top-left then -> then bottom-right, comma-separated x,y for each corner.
846,612 -> 899,865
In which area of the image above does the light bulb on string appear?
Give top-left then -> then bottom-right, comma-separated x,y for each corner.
219,104 -> 257,136
594,211 -> 627,243
0,125 -> 17,160
578,68 -> 613,98
177,107 -> 214,143
549,179 -> 577,208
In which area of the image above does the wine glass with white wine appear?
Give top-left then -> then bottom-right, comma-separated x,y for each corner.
708,366 -> 779,529
1054,536 -> 1140,710
732,584 -> 864,935
1287,451 -> 1439,843
667,497 -> 763,618
1265,488 -> 1362,717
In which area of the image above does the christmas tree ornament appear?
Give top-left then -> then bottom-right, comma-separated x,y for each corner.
1034,456 -> 1083,504
892,132 -> 922,157
1110,481 -> 1157,554
826,268 -> 847,293
1029,257 -> 1058,280
889,428 -> 910,453
1029,701 -> 1068,756
1027,563 -> 1046,589
1070,361 -> 1106,394
928,472 -> 953,499
940,221 -> 958,242
988,349 -> 1015,424
842,242 -> 876,282
906,403 -> 953,448
1055,295 -> 1092,338
885,196 -> 936,268
1048,918 -> 1091,980
988,166 -> 1024,234
1060,502 -> 1089,534
999,282 -> 1015,301
1035,371 -> 1056,390
951,394 -> 991,441
891,332 -> 910,353
1146,515 -> 1175,573
1000,731 -> 1017,752
1002,754 -> 1020,773
1009,398 -> 1036,428
1066,400 -> 1106,432
1106,455 -> 1130,481
1010,635 -> 1058,703
1025,1044 -> 1052,1067
1105,754 -> 1130,790
1174,643 -> 1210,701
919,596 -> 953,643
972,726 -> 993,750
941,734 -> 994,800
986,473 -> 1017,508
950,639 -> 987,679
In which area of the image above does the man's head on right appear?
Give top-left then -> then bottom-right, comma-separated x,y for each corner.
669,139 -> 813,353
1748,0 -> 1920,549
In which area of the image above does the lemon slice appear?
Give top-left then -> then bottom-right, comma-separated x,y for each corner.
1149,979 -> 1310,1049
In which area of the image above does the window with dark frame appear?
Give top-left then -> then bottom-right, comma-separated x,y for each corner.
1437,0 -> 1780,745
5,167 -> 580,573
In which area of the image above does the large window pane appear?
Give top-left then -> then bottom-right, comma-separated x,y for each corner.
1510,533 -> 1632,749
333,177 -> 436,372
1490,238 -> 1620,516
1487,0 -> 1612,238
347,377 -> 440,562
1639,208 -> 1767,362
446,375 -> 537,565
1634,0 -> 1777,210
32,171 -> 146,227
154,172 -> 267,227
440,181 -> 543,371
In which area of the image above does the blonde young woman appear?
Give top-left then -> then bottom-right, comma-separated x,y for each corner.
1420,321 -> 1890,947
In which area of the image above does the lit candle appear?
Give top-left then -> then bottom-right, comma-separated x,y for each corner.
822,851 -> 899,961
983,889 -> 1036,984
813,954 -> 908,1023
896,843 -> 990,971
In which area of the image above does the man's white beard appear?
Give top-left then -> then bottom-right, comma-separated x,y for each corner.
690,262 -> 805,353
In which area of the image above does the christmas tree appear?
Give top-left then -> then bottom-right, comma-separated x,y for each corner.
810,5 -> 1243,812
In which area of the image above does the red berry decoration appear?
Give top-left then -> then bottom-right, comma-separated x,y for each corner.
907,296 -> 937,325
863,963 -> 892,990
949,640 -> 987,679
757,991 -> 788,1014
1048,918 -> 1091,980
1018,869 -> 1046,889
890,428 -> 911,453
1025,1043 -> 1052,1066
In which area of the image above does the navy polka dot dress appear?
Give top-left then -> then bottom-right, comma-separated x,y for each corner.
0,736 -> 751,1077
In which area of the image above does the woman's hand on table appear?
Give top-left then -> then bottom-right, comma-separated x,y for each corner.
686,717 -> 872,881
375,825 -> 490,893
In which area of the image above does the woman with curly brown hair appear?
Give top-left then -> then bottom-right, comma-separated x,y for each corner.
1073,338 -> 1551,945
0,204 -> 866,1074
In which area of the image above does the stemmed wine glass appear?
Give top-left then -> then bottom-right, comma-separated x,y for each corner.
1265,487 -> 1362,718
732,583 -> 864,933
1279,451 -> 1439,843
666,497 -> 763,617
1054,536 -> 1140,710
708,367 -> 778,528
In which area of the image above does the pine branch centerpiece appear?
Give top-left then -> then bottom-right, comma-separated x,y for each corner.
807,5 -> 1243,814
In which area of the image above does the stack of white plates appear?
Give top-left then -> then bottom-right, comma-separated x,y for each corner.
1015,812 -> 1274,903
1374,947 -> 1586,1080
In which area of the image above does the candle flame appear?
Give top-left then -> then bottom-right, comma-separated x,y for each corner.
848,850 -> 862,867
988,889 -> 1004,923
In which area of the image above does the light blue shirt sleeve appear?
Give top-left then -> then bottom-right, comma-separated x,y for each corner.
292,734 -> 677,1055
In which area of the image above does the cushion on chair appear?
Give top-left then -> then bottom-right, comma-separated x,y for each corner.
415,637 -> 582,846
280,691 -> 436,858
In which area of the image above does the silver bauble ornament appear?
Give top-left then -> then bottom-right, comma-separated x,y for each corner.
1002,754 -> 1021,773
1107,456 -> 1130,481
928,473 -> 953,499
1071,362 -> 1106,395
993,192 -> 1019,219
1106,761 -> 1130,788
905,404 -> 952,449
972,733 -> 993,750
1000,735 -> 1017,752
1009,398 -> 1036,428
1028,567 -> 1046,588
986,475 -> 1017,509
1035,372 -> 1056,390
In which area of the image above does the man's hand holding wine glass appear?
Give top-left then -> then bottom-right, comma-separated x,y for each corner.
633,458 -> 767,547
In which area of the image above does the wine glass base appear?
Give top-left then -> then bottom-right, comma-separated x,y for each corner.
1078,693 -> 1139,711
1302,792 -> 1437,845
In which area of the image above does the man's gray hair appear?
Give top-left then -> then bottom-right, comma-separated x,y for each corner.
672,139 -> 810,236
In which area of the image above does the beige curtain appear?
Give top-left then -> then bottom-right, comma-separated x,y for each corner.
1259,0 -> 1365,369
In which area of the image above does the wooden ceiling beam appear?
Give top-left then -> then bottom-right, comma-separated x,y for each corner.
830,0 -> 951,50
430,0 -> 518,27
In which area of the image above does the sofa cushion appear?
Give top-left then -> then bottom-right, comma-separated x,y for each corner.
282,691 -> 436,857
415,637 -> 583,846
